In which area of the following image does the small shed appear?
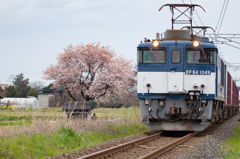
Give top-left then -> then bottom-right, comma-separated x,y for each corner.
38,89 -> 64,108
62,101 -> 92,120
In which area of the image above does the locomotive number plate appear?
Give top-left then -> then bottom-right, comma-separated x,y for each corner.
185,70 -> 211,75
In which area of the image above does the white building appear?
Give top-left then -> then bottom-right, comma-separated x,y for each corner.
1,98 -> 39,108
38,89 -> 64,108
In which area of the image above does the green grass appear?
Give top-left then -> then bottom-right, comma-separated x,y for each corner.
0,115 -> 64,127
221,124 -> 240,158
0,115 -> 32,121
0,115 -> 33,126
0,107 -> 145,158
0,120 -> 32,126
0,122 -> 148,159
92,107 -> 141,119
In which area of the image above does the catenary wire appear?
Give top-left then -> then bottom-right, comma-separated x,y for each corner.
217,0 -> 230,35
215,0 -> 227,30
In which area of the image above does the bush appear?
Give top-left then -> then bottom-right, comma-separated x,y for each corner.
27,88 -> 37,97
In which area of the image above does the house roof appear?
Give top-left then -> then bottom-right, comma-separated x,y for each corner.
38,89 -> 64,94
0,84 -> 8,90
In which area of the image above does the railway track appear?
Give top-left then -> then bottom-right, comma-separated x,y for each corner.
78,131 -> 201,159
78,132 -> 162,159
139,131 -> 200,159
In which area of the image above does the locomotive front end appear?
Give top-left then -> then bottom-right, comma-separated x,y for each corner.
137,29 -> 221,131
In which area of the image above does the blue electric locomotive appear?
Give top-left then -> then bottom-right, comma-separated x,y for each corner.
137,4 -> 239,131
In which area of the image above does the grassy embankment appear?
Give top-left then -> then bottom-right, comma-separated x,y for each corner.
0,107 -> 148,159
221,124 -> 240,158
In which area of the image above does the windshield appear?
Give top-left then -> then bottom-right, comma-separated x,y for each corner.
186,50 -> 216,64
142,50 -> 166,63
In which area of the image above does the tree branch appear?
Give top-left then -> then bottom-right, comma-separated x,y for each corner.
95,85 -> 110,99
67,90 -> 77,101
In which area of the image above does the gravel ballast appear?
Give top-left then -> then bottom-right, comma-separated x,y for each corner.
161,113 -> 240,159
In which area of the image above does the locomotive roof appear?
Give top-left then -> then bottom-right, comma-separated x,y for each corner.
137,40 -> 217,49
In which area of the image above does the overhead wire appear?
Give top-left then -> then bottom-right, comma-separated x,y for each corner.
217,0 -> 230,35
215,0 -> 227,31
213,40 -> 240,49
192,0 -> 227,59
210,34 -> 240,52
212,0 -> 230,61
189,0 -> 224,59
189,0 -> 237,52
214,35 -> 240,45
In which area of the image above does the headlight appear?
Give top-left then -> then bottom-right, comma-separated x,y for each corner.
193,83 -> 198,89
152,40 -> 160,47
192,40 -> 200,47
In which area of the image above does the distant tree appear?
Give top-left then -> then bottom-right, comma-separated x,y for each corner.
0,91 -> 7,97
42,83 -> 53,90
27,88 -> 38,97
5,86 -> 19,97
13,73 -> 30,97
43,43 -> 133,103
6,74 -> 15,85
30,81 -> 45,91
0,86 -> 5,97
102,94 -> 124,108
122,64 -> 139,108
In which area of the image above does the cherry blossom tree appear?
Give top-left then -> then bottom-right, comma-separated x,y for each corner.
43,43 -> 133,103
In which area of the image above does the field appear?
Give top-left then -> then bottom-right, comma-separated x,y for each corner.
0,107 -> 148,159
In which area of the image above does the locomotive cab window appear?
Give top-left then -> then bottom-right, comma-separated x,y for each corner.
186,50 -> 216,64
172,50 -> 181,63
142,50 -> 166,63
138,50 -> 143,63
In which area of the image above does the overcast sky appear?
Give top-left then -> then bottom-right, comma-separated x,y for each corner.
1,0 -> 240,86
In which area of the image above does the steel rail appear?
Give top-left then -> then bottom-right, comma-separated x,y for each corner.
138,131 -> 200,159
78,132 -> 162,159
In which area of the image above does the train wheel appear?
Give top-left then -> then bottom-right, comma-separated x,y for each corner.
223,107 -> 226,119
211,109 -> 217,123
218,109 -> 223,121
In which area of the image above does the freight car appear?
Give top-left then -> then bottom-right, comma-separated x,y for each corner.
138,4 -> 239,131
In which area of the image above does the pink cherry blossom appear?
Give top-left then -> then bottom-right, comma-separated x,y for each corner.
43,42 -> 133,102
